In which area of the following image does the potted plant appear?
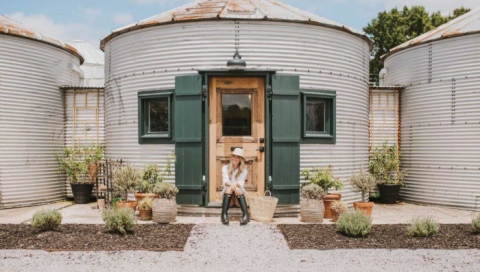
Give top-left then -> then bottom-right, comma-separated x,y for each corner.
113,163 -> 141,212
350,166 -> 376,217
55,147 -> 91,204
330,200 -> 348,222
138,197 -> 153,220
97,195 -> 106,211
301,165 -> 343,219
300,184 -> 326,223
83,144 -> 105,184
369,142 -> 407,204
152,182 -> 179,224
135,155 -> 175,202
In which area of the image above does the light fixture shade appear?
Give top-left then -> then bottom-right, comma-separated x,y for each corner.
227,52 -> 246,69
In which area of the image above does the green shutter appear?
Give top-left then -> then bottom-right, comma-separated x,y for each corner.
174,75 -> 203,205
271,75 -> 301,204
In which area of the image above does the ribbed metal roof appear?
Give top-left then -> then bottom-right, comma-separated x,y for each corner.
0,15 -> 84,64
67,40 -> 104,65
386,7 -> 480,58
100,0 -> 373,50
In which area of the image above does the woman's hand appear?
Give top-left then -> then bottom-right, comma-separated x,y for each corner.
225,181 -> 232,187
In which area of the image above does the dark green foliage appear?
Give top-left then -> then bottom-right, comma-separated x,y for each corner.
364,6 -> 471,78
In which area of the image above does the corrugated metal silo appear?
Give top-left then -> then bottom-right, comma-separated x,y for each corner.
0,16 -> 83,208
101,0 -> 372,205
384,7 -> 480,210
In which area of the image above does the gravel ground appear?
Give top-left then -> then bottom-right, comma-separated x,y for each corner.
1,223 -> 479,272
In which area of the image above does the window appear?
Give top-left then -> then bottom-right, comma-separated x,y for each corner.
301,90 -> 336,144
138,90 -> 173,144
222,94 -> 252,136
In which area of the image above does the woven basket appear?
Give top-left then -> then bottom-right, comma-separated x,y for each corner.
152,198 -> 177,224
300,197 -> 324,223
248,191 -> 278,223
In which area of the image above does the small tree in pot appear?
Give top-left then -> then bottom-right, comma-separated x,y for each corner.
55,147 -> 91,204
152,182 -> 179,224
301,166 -> 343,219
350,166 -> 376,217
300,184 -> 326,223
113,163 -> 141,212
369,142 -> 407,204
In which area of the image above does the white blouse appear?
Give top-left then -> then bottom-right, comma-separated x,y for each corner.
221,164 -> 248,198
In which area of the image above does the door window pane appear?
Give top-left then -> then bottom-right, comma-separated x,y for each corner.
148,98 -> 169,132
222,94 -> 252,136
306,98 -> 325,132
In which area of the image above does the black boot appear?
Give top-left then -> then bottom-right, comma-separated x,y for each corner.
221,194 -> 232,225
238,195 -> 250,225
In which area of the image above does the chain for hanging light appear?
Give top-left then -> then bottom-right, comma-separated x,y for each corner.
227,21 -> 246,69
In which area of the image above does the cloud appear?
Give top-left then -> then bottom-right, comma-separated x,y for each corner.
6,12 -> 107,49
84,8 -> 102,17
360,0 -> 478,14
113,13 -> 135,25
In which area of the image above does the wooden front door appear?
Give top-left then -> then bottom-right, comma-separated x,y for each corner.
208,77 -> 266,204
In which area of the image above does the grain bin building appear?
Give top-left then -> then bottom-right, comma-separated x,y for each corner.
100,0 -> 373,210
382,7 -> 480,210
0,16 -> 84,208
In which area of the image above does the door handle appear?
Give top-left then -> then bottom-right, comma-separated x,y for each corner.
259,138 -> 265,143
256,146 -> 265,152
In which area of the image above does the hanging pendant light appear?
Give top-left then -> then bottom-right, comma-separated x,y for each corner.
227,51 -> 247,69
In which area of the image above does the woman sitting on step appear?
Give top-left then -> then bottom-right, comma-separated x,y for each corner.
220,148 -> 250,225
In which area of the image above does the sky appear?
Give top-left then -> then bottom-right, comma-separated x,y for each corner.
1,0 -> 478,49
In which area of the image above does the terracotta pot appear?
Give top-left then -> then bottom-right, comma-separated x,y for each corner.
134,193 -> 159,202
323,193 -> 342,219
353,202 -> 374,217
116,200 -> 137,212
97,199 -> 105,211
330,208 -> 346,222
139,207 -> 152,220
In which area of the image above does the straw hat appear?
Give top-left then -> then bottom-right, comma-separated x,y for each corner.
232,148 -> 245,159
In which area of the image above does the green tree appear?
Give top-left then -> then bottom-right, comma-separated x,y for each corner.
364,6 -> 471,81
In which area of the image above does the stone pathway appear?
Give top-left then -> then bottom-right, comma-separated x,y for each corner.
1,223 -> 480,272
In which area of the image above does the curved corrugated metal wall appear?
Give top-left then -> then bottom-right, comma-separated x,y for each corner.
0,35 -> 81,208
385,33 -> 480,210
104,20 -> 370,204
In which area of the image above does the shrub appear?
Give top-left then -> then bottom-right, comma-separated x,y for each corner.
153,182 -> 179,199
336,210 -> 372,237
113,163 -> 141,201
472,214 -> 480,233
301,166 -> 343,193
369,141 -> 406,185
406,217 -> 439,237
31,209 -> 62,232
301,184 -> 326,200
139,197 -> 154,210
102,207 -> 136,235
350,168 -> 376,202
330,200 -> 348,211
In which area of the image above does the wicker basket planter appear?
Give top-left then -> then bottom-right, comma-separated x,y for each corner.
152,198 -> 177,224
300,197 -> 325,223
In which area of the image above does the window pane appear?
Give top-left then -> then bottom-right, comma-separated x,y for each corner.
306,98 -> 325,132
222,94 -> 252,136
148,98 -> 168,133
